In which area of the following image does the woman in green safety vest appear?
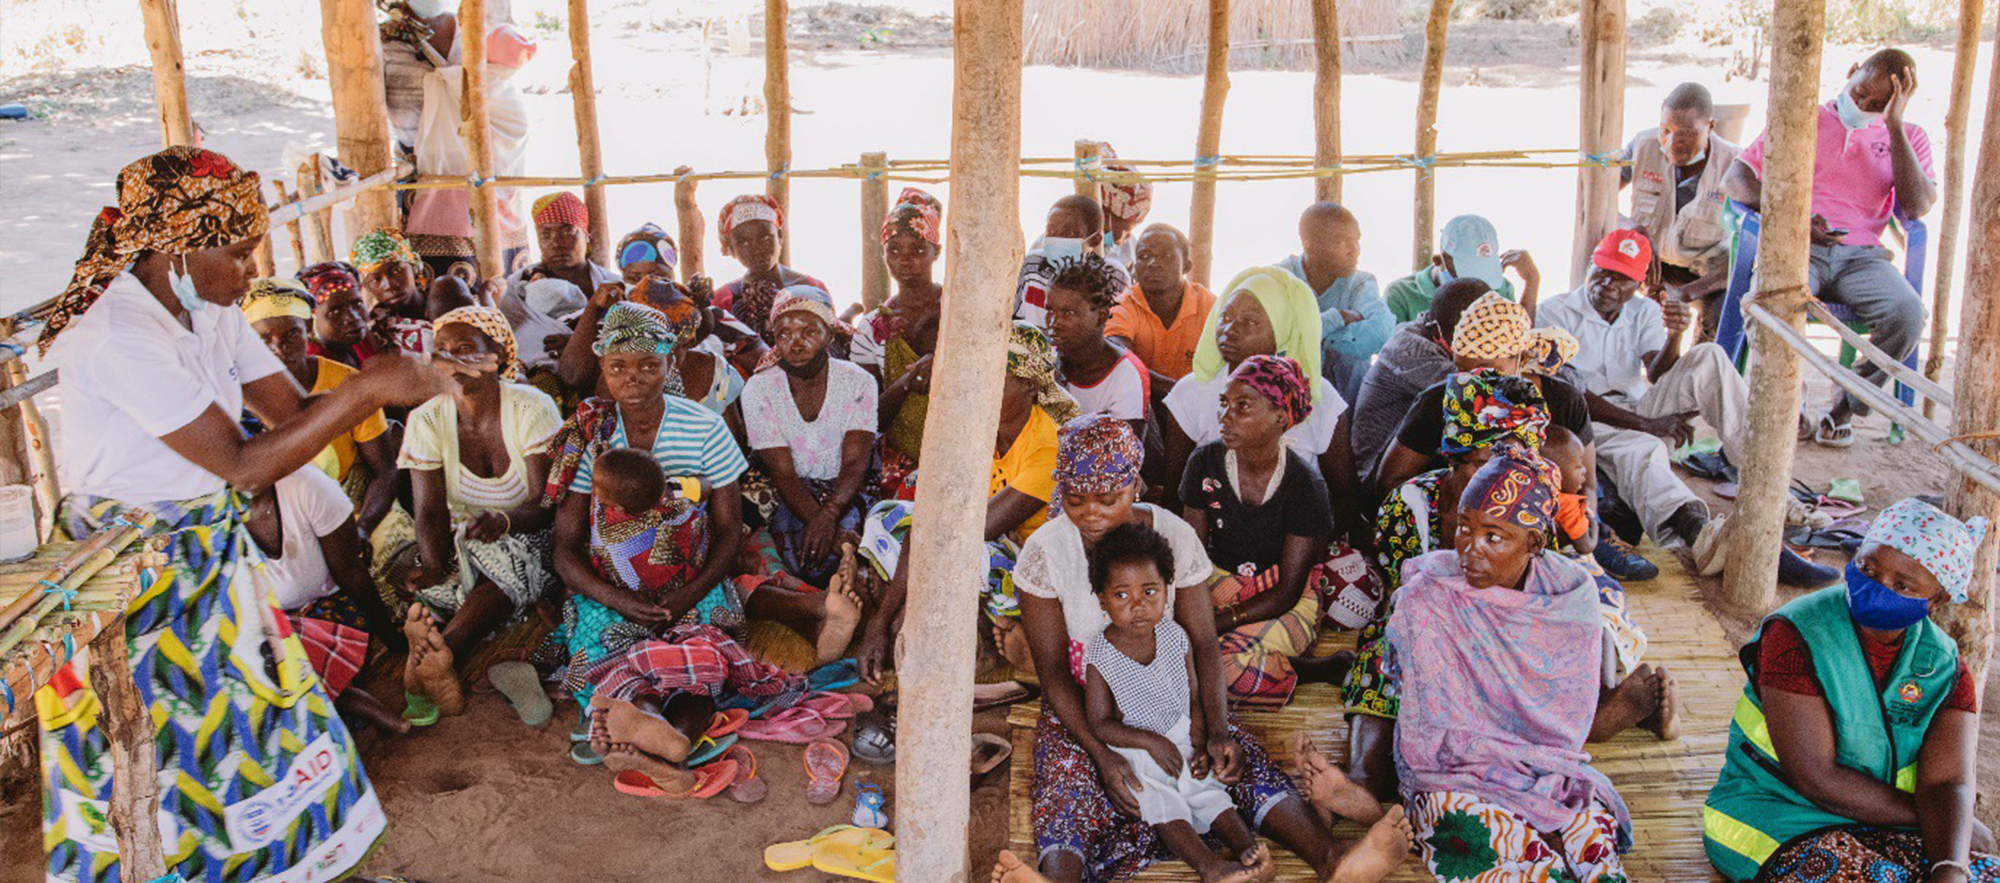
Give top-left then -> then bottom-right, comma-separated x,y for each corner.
1704,497 -> 1997,883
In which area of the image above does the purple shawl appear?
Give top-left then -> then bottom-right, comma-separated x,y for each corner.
1386,549 -> 1631,847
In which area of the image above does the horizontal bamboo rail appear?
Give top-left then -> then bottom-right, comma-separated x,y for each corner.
1802,301 -> 1955,407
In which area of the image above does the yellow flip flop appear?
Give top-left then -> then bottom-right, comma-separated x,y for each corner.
764,825 -> 879,872
812,828 -> 895,882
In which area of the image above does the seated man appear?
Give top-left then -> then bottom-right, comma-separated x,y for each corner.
501,191 -> 619,327
1107,223 -> 1214,398
1536,230 -> 1837,587
1014,194 -> 1131,328
1724,48 -> 1936,448
1344,278 -> 1491,483
1275,201 -> 1393,404
1382,213 -> 1541,324
1621,82 -> 1742,342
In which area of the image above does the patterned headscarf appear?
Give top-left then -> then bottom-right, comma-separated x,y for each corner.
1439,369 -> 1550,456
1524,327 -> 1580,377
593,301 -> 680,356
1053,414 -> 1143,511
531,192 -> 588,231
881,187 -> 944,248
43,146 -> 270,354
718,194 -> 784,256
1191,266 -> 1324,402
434,305 -> 520,380
1097,143 -> 1152,224
240,277 -> 316,324
1452,291 -> 1568,366
298,261 -> 360,303
770,284 -> 839,329
1864,498 -> 1991,603
1459,442 -> 1561,534
351,228 -> 421,273
1228,354 -> 1312,428
1007,321 -> 1081,426
616,222 -> 678,271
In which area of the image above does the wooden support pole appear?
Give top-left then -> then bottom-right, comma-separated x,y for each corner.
673,165 -> 704,284
1923,0 -> 1984,420
858,151 -> 890,312
278,180 -> 307,268
1073,138 -> 1103,204
764,0 -> 792,265
319,0 -> 400,241
1720,0 -> 1824,614
298,158 -> 337,264
1310,0 -> 1342,203
1571,0 -> 1626,286
567,0 -> 612,267
1188,0 -> 1230,288
1940,12 -> 2000,685
96,632 -> 166,881
1412,0 -> 1450,268
138,0 -> 194,147
895,0 -> 1021,876
459,0 -> 504,281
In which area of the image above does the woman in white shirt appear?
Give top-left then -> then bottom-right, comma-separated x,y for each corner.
41,147 -> 447,883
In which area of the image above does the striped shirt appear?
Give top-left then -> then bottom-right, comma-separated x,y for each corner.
567,396 -> 750,493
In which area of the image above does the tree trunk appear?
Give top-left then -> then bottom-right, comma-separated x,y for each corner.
568,0 -> 611,267
139,0 -> 194,148
1923,0 -> 1984,420
320,0 -> 399,243
859,151 -> 890,312
1311,0 -> 1342,203
1412,0 -> 1450,269
765,0 -> 792,266
1570,0 -> 1625,286
1188,0 -> 1229,288
459,0 -> 504,281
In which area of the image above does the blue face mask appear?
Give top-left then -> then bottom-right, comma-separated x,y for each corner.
1835,83 -> 1883,131
1844,560 -> 1931,630
169,258 -> 206,313
1041,236 -> 1086,265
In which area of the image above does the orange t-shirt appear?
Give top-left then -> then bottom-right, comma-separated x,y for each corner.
1105,282 -> 1217,381
1554,491 -> 1591,544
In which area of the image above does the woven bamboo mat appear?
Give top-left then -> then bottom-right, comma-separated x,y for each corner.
1006,557 -> 1737,882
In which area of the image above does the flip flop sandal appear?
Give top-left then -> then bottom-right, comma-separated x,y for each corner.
1714,482 -> 1740,500
707,707 -> 750,738
1814,416 -> 1857,448
850,709 -> 895,765
613,761 -> 736,799
569,741 -> 604,766
1826,477 -> 1865,504
571,711 -> 592,742
765,826 -> 874,872
970,732 -> 1012,778
972,680 -> 1030,711
487,661 -> 552,727
804,737 -> 850,805
687,733 -> 738,768
402,692 -> 440,728
851,782 -> 889,828
723,744 -> 767,804
796,690 -> 874,721
741,706 -> 846,745
811,829 -> 896,883
807,658 -> 862,693
1796,527 -> 1867,551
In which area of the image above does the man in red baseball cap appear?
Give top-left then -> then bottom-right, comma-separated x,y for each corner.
1536,229 -> 1836,587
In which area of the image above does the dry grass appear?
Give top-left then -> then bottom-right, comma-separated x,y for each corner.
1022,0 -> 1408,72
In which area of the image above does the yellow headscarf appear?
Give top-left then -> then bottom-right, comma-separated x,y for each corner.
240,277 -> 315,324
1190,266 -> 1324,402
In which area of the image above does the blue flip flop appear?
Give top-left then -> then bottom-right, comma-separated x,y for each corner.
688,732 -> 738,767
807,659 -> 861,693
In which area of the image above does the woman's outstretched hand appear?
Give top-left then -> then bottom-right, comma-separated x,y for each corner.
358,352 -> 455,407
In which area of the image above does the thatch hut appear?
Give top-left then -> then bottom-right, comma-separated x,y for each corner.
1024,0 -> 1406,71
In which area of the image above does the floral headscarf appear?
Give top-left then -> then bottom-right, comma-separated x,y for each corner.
881,187 -> 943,248
1439,369 -> 1550,457
1228,354 -> 1312,428
434,305 -> 520,380
43,147 -> 270,354
1190,266 -> 1324,402
351,228 -> 421,273
298,261 -> 361,303
1865,498 -> 1992,603
770,284 -> 839,329
1007,321 -> 1081,426
240,277 -> 316,324
1053,414 -> 1143,512
532,192 -> 588,232
1524,327 -> 1580,377
593,301 -> 681,357
616,223 -> 678,272
1459,442 -> 1561,534
718,194 -> 784,256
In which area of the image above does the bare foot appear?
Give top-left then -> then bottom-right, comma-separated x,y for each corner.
992,849 -> 1054,883
816,544 -> 865,666
1643,666 -> 1681,741
1591,663 -> 1662,742
400,604 -> 429,695
407,614 -> 465,715
1295,733 -> 1384,824
591,694 -> 691,762
1327,805 -> 1410,883
1203,860 -> 1263,883
992,618 -> 1036,677
1242,844 -> 1275,882
602,741 -> 696,792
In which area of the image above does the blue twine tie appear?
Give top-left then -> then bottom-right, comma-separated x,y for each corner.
769,163 -> 789,181
1192,155 -> 1222,169
467,174 -> 486,189
39,578 -> 74,611
0,342 -> 22,358
1,675 -> 13,715
1579,150 -> 1623,167
1073,156 -> 1100,181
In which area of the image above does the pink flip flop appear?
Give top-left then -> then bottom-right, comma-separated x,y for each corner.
740,706 -> 848,745
613,761 -> 736,800
798,690 -> 874,721
723,744 -> 767,804
707,707 -> 750,738
804,738 -> 849,805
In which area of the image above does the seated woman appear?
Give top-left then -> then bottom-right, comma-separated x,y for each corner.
993,414 -> 1408,883
1046,255 -> 1149,430
241,278 -> 400,534
399,306 -> 562,717
711,194 -> 831,342
1162,266 -> 1344,506
1383,447 -> 1632,882
1178,355 -> 1341,709
299,261 -> 382,367
854,321 -> 1077,683
1704,498 -> 1998,883
556,276 -> 744,419
855,188 -> 945,499
741,287 -> 877,585
351,229 -> 434,356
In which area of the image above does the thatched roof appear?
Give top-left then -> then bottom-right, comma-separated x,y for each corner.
1023,0 -> 1408,72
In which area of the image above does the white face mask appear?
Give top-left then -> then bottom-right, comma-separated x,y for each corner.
405,0 -> 451,17
1041,236 -> 1086,265
169,256 -> 206,313
1835,79 -> 1883,131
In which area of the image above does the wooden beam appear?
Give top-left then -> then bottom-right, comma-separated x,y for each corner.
1941,11 -> 2000,686
319,0 -> 400,241
1720,0 -> 1824,614
97,631 -> 166,880
297,157 -> 337,264
1073,138 -> 1103,204
1412,0 -> 1450,268
459,0 -> 504,281
1571,0 -> 1625,286
895,0 -> 1021,876
1924,0 -> 1984,420
138,0 -> 194,147
1188,0 -> 1230,288
277,179 -> 307,268
1311,0 -> 1342,203
858,151 -> 890,312
673,164 -> 704,284
567,0 -> 611,267
765,0 -> 792,265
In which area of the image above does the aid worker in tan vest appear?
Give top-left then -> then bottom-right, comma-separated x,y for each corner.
1620,82 -> 1741,342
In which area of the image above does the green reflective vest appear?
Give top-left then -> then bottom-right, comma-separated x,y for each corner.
1702,586 -> 1958,881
